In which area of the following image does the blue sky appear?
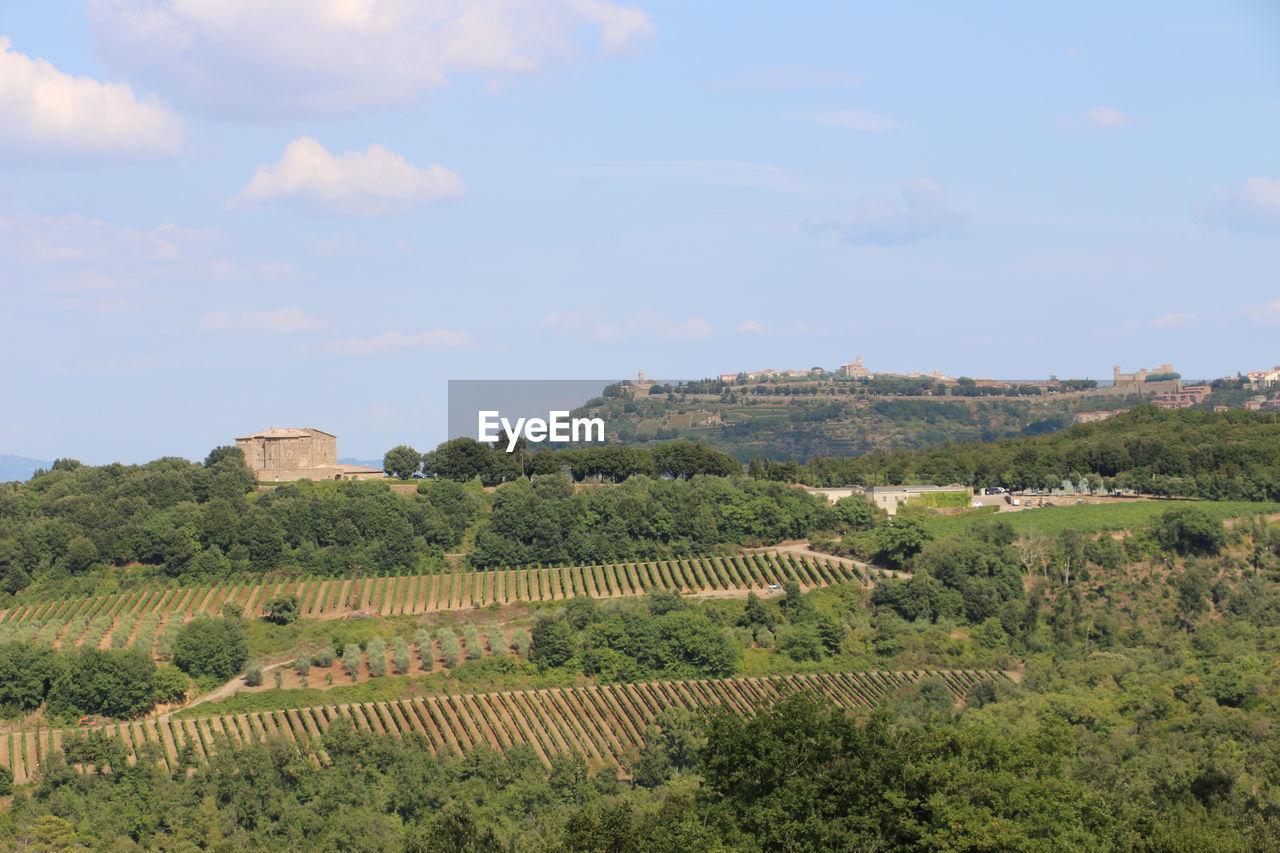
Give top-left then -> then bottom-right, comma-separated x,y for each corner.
1,0 -> 1278,463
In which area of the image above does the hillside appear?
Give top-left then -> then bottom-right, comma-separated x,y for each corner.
0,454 -> 52,483
4,494 -> 1280,849
760,405 -> 1280,500
579,379 -> 1159,461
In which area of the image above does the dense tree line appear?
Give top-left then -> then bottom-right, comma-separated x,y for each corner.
4,682 -> 1279,850
5,513 -> 1280,846
470,474 -> 831,568
0,616 -> 246,720
0,452 -> 485,600
759,405 -> 1280,499
390,438 -> 742,484
528,590 -> 743,681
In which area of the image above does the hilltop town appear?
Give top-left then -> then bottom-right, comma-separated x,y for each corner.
586,358 -> 1280,461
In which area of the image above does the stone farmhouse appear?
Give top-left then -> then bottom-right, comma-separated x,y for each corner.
235,427 -> 384,482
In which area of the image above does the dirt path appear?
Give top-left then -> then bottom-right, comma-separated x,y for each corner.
747,541 -> 907,579
157,661 -> 292,721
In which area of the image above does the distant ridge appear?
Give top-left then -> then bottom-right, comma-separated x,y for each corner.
339,457 -> 384,471
0,454 -> 53,482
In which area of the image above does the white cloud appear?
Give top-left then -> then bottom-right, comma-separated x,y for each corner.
85,0 -> 652,116
233,138 -> 464,215
544,309 -> 714,342
1082,106 -> 1130,128
1247,299 -> 1280,325
804,178 -> 968,245
736,320 -> 767,334
1152,312 -> 1194,328
804,108 -> 903,133
1202,177 -> 1280,235
0,36 -> 181,162
328,329 -> 476,354
0,213 -> 211,266
198,306 -> 329,334
0,212 -> 295,314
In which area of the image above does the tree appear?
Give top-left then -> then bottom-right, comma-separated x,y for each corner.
832,495 -> 879,532
874,516 -> 931,568
383,445 -> 422,479
422,437 -> 501,483
738,592 -> 777,631
264,593 -> 300,625
531,617 -> 576,668
63,535 -> 99,573
173,617 -> 249,680
0,641 -> 64,713
343,644 -> 363,678
393,637 -> 412,674
366,638 -> 388,677
48,647 -> 157,718
153,664 -> 190,705
1153,507 -> 1227,556
438,630 -> 461,668
203,445 -> 245,467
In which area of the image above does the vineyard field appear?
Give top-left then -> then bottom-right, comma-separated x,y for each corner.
0,553 -> 863,655
0,669 -> 1006,784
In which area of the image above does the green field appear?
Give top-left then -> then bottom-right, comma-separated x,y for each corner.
915,500 -> 1280,539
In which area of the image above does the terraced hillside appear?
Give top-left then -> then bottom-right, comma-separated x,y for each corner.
0,669 -> 1006,784
0,552 -> 865,653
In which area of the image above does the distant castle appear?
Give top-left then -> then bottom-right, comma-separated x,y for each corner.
1113,363 -> 1175,384
236,427 -> 384,482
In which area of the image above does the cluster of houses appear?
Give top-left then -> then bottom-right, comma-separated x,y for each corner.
718,355 -> 955,384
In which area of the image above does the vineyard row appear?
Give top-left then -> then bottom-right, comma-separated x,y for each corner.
0,669 -> 1005,785
0,552 -> 867,635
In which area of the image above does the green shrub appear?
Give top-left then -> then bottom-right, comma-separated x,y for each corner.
438,629 -> 461,668
487,623 -> 507,656
342,644 -> 362,678
244,663 -> 263,687
511,629 -> 531,657
366,638 -> 388,677
462,624 -> 483,660
392,637 -> 411,674
264,593 -> 300,625
173,618 -> 249,680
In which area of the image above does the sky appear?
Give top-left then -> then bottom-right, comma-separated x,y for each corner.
1,0 -> 1278,464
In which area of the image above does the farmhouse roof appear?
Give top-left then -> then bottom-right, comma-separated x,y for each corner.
235,427 -> 336,440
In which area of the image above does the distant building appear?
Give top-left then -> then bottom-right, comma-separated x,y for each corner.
1114,363 -> 1175,384
235,427 -> 385,482
719,367 -> 821,382
840,354 -> 872,379
625,370 -> 658,396
864,484 -> 973,516
1245,395 -> 1280,412
1149,385 -> 1211,410
1245,367 -> 1280,388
